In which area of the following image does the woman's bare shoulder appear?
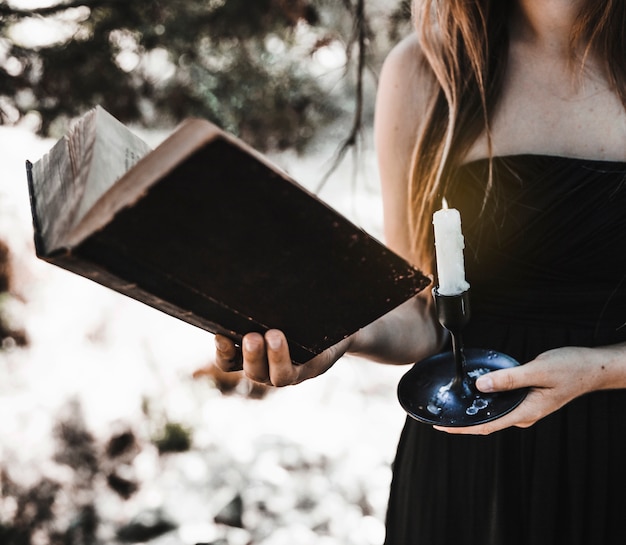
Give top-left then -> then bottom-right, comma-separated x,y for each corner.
378,33 -> 437,120
375,33 -> 437,163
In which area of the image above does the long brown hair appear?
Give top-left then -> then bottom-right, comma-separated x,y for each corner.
408,0 -> 626,269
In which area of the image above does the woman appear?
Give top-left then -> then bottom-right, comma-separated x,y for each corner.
215,0 -> 626,543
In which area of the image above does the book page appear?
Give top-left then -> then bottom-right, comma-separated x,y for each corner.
70,106 -> 151,231
65,117 -> 221,247
29,109 -> 97,254
29,107 -> 152,253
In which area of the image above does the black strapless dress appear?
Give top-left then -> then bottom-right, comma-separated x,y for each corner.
384,156 -> 626,545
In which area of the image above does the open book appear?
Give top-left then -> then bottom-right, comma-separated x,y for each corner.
26,106 -> 430,363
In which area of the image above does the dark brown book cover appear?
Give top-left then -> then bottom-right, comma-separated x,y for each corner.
26,110 -> 430,363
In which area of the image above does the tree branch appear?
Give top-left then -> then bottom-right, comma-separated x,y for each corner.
315,0 -> 368,193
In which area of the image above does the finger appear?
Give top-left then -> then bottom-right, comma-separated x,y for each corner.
292,336 -> 352,383
434,389 -> 543,435
265,330 -> 299,387
214,334 -> 243,372
475,364 -> 533,393
434,411 -> 518,435
242,332 -> 271,384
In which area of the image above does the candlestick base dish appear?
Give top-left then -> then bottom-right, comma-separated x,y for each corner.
397,348 -> 528,427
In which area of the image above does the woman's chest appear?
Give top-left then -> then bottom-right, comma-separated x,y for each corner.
464,56 -> 626,164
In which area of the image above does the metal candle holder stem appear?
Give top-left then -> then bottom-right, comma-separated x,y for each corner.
434,288 -> 473,398
397,287 -> 528,427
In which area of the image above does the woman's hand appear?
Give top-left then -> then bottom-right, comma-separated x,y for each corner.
213,295 -> 444,388
214,330 -> 352,387
435,344 -> 626,435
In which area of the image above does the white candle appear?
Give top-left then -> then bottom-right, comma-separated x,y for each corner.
433,199 -> 470,295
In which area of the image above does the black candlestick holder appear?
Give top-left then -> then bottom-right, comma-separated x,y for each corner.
397,288 -> 528,427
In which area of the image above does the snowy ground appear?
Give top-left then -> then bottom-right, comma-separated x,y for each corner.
0,123 -> 411,544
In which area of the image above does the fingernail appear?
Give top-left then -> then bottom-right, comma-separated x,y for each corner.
266,332 -> 282,351
243,336 -> 255,352
476,375 -> 494,392
215,336 -> 228,352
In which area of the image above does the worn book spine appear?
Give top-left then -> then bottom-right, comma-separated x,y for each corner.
26,161 -> 45,257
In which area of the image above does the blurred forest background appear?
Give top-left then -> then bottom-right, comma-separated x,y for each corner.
2,0 -> 412,149
0,1 -> 416,544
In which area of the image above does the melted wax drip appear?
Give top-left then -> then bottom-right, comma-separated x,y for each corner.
426,366 -> 494,417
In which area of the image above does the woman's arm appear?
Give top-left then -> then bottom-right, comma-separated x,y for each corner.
435,342 -> 626,434
375,34 -> 436,261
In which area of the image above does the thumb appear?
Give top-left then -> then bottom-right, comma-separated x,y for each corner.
475,365 -> 529,393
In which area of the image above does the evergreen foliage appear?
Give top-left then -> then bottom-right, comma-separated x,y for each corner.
0,0 -> 411,150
